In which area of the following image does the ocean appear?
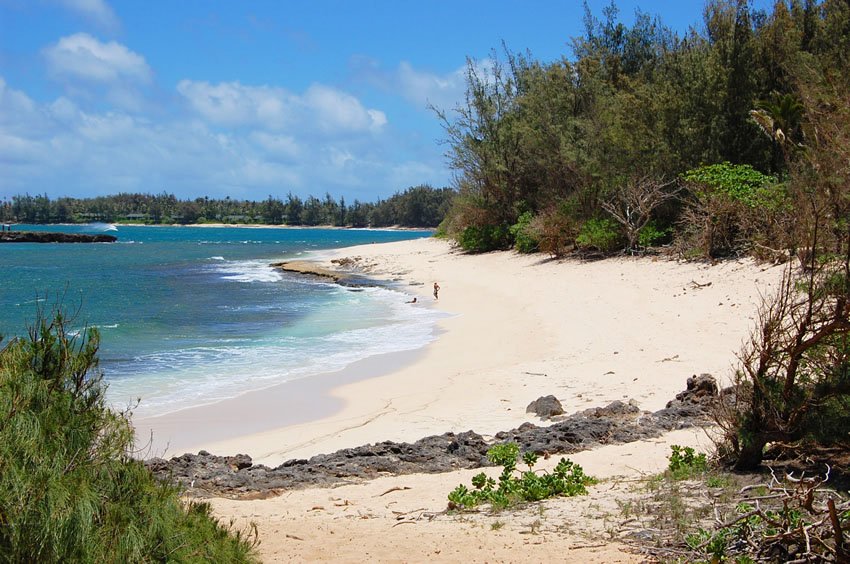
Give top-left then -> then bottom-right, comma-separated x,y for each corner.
0,224 -> 442,418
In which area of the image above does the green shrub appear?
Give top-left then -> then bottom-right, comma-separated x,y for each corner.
0,308 -> 259,563
576,218 -> 622,253
638,220 -> 672,248
458,223 -> 511,252
667,445 -> 708,480
678,163 -> 793,258
447,442 -> 595,510
509,211 -> 539,253
681,163 -> 777,208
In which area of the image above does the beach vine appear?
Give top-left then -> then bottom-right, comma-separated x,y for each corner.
447,442 -> 596,511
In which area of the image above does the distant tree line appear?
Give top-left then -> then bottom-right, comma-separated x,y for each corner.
0,185 -> 454,228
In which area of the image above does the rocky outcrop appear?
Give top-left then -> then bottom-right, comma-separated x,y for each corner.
146,377 -> 718,499
146,431 -> 490,497
526,395 -> 565,418
662,373 -> 719,420
0,231 -> 117,243
271,261 -> 374,287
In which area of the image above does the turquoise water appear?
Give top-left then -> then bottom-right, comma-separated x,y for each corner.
0,225 -> 441,417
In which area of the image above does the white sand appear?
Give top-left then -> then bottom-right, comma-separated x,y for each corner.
139,237 -> 786,561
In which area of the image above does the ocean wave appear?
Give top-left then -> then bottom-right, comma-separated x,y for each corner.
88,222 -> 118,232
106,287 -> 447,418
211,260 -> 283,283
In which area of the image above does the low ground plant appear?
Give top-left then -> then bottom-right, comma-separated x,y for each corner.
447,442 -> 595,511
667,445 -> 708,480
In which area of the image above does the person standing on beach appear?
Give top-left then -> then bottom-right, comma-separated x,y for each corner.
433,282 -> 440,300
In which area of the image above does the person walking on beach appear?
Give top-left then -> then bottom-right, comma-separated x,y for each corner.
433,282 -> 440,300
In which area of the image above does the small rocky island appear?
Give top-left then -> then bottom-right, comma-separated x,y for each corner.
0,231 -> 117,243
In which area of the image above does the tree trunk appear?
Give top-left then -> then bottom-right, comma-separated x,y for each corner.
734,434 -> 768,471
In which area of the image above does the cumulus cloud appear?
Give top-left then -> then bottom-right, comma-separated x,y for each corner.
43,33 -> 151,84
55,0 -> 120,32
303,84 -> 386,132
0,74 -> 445,202
176,81 -> 293,129
177,80 -> 386,134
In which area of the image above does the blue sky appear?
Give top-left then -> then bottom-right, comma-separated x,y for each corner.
0,0 -> 773,202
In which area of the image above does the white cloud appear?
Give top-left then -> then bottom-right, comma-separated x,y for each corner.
43,33 -> 151,84
395,61 -> 468,111
0,75 -> 447,201
350,57 -> 472,113
55,0 -> 120,31
177,80 -> 387,134
303,84 -> 386,132
250,132 -> 300,160
176,80 -> 293,129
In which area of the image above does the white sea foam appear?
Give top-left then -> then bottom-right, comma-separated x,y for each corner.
108,285 -> 449,418
212,260 -> 283,283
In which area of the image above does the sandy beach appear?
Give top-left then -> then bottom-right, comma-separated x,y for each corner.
135,237 -> 786,561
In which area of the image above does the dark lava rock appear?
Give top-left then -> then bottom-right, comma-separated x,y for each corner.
526,395 -> 565,418
660,374 -> 719,421
0,231 -> 117,243
147,377 -> 714,498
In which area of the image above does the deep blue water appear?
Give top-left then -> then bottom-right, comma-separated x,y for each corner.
0,224 -> 440,416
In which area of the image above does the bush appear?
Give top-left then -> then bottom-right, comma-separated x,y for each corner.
716,264 -> 850,470
575,218 -> 622,253
678,163 -> 792,259
638,220 -> 672,248
509,211 -> 539,253
667,445 -> 708,480
0,308 -> 259,562
533,205 -> 579,258
458,223 -> 511,253
447,442 -> 595,510
681,163 -> 777,208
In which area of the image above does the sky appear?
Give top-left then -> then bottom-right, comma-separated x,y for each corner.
0,0 -> 775,202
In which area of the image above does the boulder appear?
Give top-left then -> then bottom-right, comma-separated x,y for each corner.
526,395 -> 565,418
665,374 -> 718,409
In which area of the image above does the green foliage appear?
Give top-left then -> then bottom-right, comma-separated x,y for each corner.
684,486 -> 850,562
0,308 -> 259,563
667,445 -> 708,480
638,220 -> 672,248
447,442 -> 595,511
458,224 -> 511,253
682,163 -> 777,209
509,211 -> 539,253
575,218 -> 622,253
686,527 -> 730,561
430,1 -> 850,259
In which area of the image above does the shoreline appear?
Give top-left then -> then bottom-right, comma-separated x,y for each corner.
135,237 -> 785,468
133,346 -> 430,459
